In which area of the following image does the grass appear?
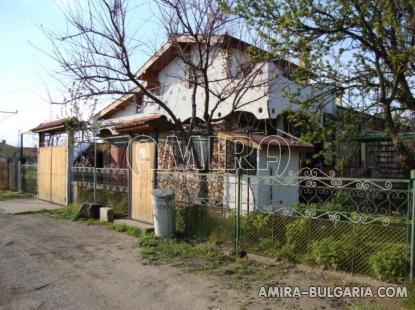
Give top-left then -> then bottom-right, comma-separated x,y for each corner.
0,190 -> 31,200
38,205 -> 143,237
38,204 -> 284,291
37,204 -> 415,309
402,289 -> 415,310
349,304 -> 385,310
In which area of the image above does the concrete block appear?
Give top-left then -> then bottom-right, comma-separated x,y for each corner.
79,203 -> 102,219
100,207 -> 114,222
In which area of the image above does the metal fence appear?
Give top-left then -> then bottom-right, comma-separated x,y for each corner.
21,164 -> 37,194
157,168 -> 413,280
71,167 -> 129,217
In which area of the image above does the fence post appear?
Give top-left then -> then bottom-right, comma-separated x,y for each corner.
410,170 -> 415,281
66,130 -> 74,205
235,168 -> 242,255
17,161 -> 22,192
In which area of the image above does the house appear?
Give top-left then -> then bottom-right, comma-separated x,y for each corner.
92,34 -> 336,221
0,139 -> 38,163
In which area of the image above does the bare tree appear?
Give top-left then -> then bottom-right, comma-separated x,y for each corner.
44,0 -> 269,135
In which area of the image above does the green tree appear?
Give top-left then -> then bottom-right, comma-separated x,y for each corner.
227,0 -> 415,169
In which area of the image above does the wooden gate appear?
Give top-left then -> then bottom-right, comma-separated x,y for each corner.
38,145 -> 67,205
131,141 -> 155,223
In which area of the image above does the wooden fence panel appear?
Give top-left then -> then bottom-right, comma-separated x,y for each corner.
0,160 -> 8,189
38,146 -> 67,204
38,147 -> 52,201
51,146 -> 67,205
131,142 -> 154,223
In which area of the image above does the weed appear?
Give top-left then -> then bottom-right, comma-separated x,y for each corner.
0,190 -> 31,200
401,288 -> 415,310
349,303 -> 384,310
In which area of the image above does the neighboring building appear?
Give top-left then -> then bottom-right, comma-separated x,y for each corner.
0,139 -> 38,163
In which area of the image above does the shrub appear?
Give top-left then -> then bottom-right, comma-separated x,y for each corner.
368,244 -> 408,282
175,203 -> 186,232
277,218 -> 310,260
305,236 -> 351,270
240,212 -> 274,250
77,188 -> 128,218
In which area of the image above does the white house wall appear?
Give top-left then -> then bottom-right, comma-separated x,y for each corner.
101,45 -> 336,128
223,148 -> 300,212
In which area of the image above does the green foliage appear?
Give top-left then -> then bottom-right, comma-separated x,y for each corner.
228,0 -> 415,169
368,244 -> 408,282
41,203 -> 81,221
401,289 -> 415,310
0,190 -> 31,200
175,203 -> 186,232
138,233 -> 158,247
349,304 -> 385,310
77,188 -> 128,218
140,236 -> 226,271
305,236 -> 351,270
277,218 -> 309,260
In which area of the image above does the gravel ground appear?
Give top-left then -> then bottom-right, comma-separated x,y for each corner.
0,210 -> 404,310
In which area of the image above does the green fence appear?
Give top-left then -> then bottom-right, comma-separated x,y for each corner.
21,164 -> 37,194
157,168 -> 413,282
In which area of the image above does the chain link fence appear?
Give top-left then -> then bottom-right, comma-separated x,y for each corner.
157,168 -> 412,281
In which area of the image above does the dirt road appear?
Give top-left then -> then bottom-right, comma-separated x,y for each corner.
0,210 -> 402,310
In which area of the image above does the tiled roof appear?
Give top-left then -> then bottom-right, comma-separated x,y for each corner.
217,131 -> 314,150
114,114 -> 175,133
31,117 -> 80,133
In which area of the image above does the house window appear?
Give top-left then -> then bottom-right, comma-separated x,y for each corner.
226,141 -> 257,173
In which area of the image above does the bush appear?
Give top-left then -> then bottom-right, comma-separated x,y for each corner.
77,188 -> 128,218
304,236 -> 351,270
176,204 -> 186,233
277,218 -> 310,260
368,244 -> 408,282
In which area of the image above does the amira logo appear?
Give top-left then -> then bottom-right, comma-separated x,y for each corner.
126,134 -> 293,176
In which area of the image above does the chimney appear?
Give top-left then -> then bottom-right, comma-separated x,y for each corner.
1,140 -> 5,145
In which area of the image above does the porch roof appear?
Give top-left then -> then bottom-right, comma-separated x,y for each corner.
31,117 -> 80,134
217,131 -> 314,151
114,114 -> 175,134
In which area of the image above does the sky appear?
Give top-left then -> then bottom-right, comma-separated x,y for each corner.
0,0 -> 162,147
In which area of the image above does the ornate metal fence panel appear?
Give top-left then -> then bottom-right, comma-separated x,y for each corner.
71,166 -> 129,217
72,167 -> 128,192
240,168 -> 411,279
157,168 -> 412,280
